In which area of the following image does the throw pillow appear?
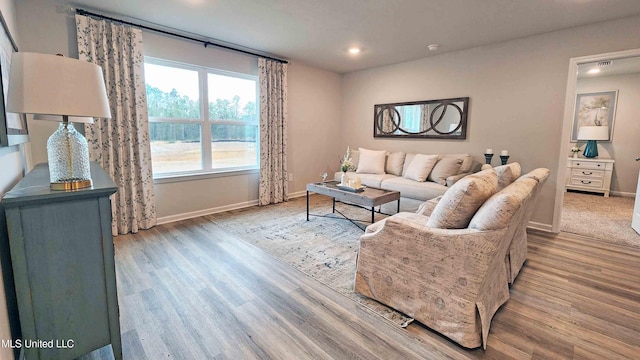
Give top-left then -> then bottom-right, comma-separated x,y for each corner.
402,153 -> 416,176
385,152 -> 406,176
356,148 -> 387,174
495,162 -> 522,191
443,153 -> 473,174
469,177 -> 536,231
428,157 -> 463,185
427,168 -> 498,229
403,154 -> 440,182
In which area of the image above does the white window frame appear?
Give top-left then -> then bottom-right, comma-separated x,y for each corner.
145,57 -> 260,181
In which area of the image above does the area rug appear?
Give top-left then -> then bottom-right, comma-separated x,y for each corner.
561,191 -> 640,247
205,195 -> 414,327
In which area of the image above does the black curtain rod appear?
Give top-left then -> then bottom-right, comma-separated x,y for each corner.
75,8 -> 288,64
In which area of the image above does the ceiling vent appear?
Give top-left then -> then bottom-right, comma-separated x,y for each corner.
597,60 -> 612,67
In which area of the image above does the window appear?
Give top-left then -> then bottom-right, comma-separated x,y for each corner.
144,58 -> 259,178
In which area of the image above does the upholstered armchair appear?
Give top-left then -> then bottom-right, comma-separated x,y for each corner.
355,167 -> 540,349
415,163 -> 548,284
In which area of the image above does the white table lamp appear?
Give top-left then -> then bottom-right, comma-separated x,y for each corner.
7,52 -> 111,190
577,126 -> 608,158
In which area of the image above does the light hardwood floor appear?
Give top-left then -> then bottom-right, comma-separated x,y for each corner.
81,219 -> 640,360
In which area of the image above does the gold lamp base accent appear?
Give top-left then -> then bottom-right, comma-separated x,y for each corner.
50,179 -> 93,191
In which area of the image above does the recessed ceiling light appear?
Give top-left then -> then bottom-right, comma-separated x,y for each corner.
427,44 -> 440,51
348,48 -> 361,54
587,68 -> 601,74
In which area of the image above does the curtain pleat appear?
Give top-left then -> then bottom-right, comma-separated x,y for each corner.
76,14 -> 157,235
258,58 -> 288,205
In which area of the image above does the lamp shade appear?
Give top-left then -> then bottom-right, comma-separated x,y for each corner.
577,126 -> 609,141
7,52 -> 111,118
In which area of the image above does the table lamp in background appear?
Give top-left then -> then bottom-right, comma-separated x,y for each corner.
7,52 -> 111,190
577,126 -> 609,158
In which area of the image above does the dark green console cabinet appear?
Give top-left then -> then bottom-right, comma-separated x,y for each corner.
2,163 -> 122,359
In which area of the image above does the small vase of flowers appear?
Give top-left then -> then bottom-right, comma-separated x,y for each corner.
340,146 -> 355,184
571,146 -> 580,158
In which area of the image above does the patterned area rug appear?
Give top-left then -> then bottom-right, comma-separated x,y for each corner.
205,195 -> 414,327
562,191 -> 640,247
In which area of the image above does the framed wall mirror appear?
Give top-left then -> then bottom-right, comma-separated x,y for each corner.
373,97 -> 469,139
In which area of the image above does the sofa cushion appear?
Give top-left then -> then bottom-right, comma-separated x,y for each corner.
469,177 -> 536,231
442,153 -> 473,174
403,154 -> 440,182
494,162 -> 522,191
427,168 -> 498,229
385,152 -> 406,176
357,148 -> 386,174
428,157 -> 463,185
380,177 -> 448,201
334,172 -> 396,188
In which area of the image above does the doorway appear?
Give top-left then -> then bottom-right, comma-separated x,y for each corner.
554,48 -> 640,246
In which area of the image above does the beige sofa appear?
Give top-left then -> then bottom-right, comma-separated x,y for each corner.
353,165 -> 549,349
334,148 -> 480,213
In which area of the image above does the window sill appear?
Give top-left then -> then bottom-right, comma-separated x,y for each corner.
153,168 -> 259,184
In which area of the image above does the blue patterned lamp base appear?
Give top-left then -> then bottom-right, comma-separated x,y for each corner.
583,140 -> 599,158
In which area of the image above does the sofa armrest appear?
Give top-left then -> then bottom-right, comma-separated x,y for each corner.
415,195 -> 443,216
446,172 -> 470,187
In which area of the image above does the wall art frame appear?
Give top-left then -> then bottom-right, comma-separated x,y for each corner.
570,90 -> 617,142
0,10 -> 28,147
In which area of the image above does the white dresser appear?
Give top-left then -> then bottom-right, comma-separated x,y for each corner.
565,157 -> 615,197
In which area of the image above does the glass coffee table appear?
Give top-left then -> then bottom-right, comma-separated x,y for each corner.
306,181 -> 400,229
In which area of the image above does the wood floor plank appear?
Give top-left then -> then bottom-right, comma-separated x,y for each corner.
79,222 -> 640,359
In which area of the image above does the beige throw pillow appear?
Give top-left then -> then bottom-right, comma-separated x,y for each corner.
403,154 -> 440,182
356,148 -> 387,174
427,168 -> 498,229
494,162 -> 522,191
469,177 -> 536,231
385,152 -> 406,176
428,157 -> 463,185
402,153 -> 416,176
443,153 -> 473,174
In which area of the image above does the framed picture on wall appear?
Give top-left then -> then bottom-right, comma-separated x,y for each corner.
570,90 -> 617,142
0,10 -> 29,147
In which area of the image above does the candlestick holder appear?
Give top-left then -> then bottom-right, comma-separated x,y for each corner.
500,155 -> 510,165
484,153 -> 494,165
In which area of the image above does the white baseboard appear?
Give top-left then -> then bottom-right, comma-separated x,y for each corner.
157,191 -> 308,225
288,190 -> 307,198
527,221 -> 553,233
157,199 -> 259,224
610,191 -> 636,197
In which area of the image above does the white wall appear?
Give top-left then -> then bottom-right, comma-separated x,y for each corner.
15,0 -> 343,221
574,73 -> 640,195
340,15 -> 640,227
0,1 -> 24,357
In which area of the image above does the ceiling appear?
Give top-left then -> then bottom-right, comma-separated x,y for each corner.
68,0 -> 640,74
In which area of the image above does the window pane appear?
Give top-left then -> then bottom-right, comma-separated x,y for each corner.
208,74 -> 257,121
145,63 -> 200,119
150,123 -> 202,173
211,125 -> 258,168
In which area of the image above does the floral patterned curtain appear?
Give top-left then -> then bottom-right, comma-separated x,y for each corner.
258,58 -> 288,205
76,14 -> 157,235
